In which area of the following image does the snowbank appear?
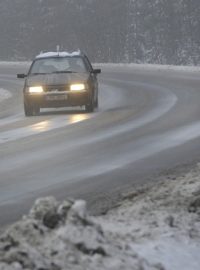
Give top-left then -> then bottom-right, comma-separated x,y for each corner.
1,61 -> 200,73
95,63 -> 200,73
98,164 -> 200,270
0,89 -> 12,102
0,198 -> 160,270
0,164 -> 200,269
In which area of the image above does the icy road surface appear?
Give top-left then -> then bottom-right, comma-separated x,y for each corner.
1,63 -> 200,226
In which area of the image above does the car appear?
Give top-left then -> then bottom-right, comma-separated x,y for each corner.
17,51 -> 101,116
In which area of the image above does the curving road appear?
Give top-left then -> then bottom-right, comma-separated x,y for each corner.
1,63 -> 200,227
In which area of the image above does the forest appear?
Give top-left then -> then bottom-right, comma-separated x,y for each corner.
0,0 -> 199,65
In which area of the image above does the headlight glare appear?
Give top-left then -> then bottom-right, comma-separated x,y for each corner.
70,84 -> 85,91
29,86 -> 44,93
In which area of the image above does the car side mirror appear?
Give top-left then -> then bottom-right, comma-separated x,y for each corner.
92,69 -> 101,74
17,74 -> 27,79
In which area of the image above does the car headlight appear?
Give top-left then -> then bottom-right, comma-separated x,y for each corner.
70,84 -> 85,91
28,86 -> 44,93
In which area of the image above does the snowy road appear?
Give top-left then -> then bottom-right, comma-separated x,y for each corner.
1,63 -> 200,226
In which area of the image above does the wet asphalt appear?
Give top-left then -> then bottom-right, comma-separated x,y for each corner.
1,63 -> 200,227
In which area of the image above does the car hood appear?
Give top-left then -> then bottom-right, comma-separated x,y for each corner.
26,73 -> 90,86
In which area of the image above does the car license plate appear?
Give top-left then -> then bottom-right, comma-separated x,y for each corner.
46,95 -> 67,101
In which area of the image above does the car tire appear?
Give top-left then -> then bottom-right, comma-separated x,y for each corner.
33,105 -> 40,116
24,103 -> 40,116
24,103 -> 33,116
94,97 -> 98,108
85,98 -> 94,113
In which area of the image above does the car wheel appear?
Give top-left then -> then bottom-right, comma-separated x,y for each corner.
24,103 -> 40,116
94,97 -> 99,108
33,104 -> 40,116
85,98 -> 94,113
24,103 -> 33,116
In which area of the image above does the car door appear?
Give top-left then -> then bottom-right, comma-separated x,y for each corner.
83,56 -> 98,101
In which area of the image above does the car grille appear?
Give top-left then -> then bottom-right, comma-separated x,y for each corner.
44,85 -> 69,92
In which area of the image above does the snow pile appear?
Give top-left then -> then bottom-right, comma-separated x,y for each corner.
36,51 -> 81,59
0,89 -> 12,102
1,164 -> 200,270
0,198 -> 161,270
99,164 -> 200,270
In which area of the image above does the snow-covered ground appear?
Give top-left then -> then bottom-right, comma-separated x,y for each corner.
96,63 -> 200,73
0,62 -> 30,66
0,89 -> 12,103
98,164 -> 200,270
1,61 -> 200,72
0,163 -> 200,270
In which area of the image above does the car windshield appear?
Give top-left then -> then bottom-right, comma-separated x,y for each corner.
30,56 -> 87,74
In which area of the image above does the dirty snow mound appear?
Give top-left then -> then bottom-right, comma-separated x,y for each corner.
0,197 -> 161,270
98,163 -> 200,270
1,164 -> 200,269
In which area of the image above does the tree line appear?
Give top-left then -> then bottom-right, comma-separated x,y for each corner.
0,0 -> 200,65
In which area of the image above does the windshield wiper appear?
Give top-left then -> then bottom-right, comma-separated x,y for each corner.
30,72 -> 50,76
51,70 -> 78,74
30,71 -> 78,76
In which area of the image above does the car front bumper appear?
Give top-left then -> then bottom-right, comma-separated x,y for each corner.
24,91 -> 90,108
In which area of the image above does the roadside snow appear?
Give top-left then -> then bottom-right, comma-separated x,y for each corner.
0,62 -> 30,66
0,89 -> 12,102
1,164 -> 200,269
95,63 -> 200,73
0,198 -> 160,270
98,164 -> 200,270
1,61 -> 200,73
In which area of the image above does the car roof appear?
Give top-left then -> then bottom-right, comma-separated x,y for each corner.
35,50 -> 82,60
